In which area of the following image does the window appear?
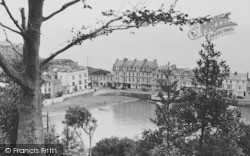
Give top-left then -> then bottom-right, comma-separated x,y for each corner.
72,82 -> 75,86
79,74 -> 81,78
239,86 -> 241,90
79,86 -> 82,90
79,80 -> 82,84
84,73 -> 87,77
48,88 -> 51,92
84,80 -> 87,83
72,76 -> 75,80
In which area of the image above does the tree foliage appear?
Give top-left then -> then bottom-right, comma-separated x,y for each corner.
92,137 -> 135,156
61,125 -> 87,155
179,40 -> 244,155
0,60 -> 22,145
64,106 -> 97,156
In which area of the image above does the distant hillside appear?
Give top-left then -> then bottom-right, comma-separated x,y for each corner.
87,67 -> 111,75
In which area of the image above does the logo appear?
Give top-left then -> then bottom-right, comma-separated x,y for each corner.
188,13 -> 237,40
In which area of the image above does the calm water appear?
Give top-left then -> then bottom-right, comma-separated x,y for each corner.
48,100 -> 156,146
48,100 -> 250,146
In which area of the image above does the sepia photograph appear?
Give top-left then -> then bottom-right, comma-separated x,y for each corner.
0,0 -> 250,155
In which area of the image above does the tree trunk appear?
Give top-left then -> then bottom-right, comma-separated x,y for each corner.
89,135 -> 92,156
15,1 -> 45,155
198,124 -> 205,155
17,86 -> 44,145
6,109 -> 19,146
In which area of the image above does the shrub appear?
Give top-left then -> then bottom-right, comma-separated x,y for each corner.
92,137 -> 135,156
56,91 -> 63,97
44,93 -> 51,99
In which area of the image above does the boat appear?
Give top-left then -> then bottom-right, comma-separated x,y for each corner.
147,100 -> 156,104
98,107 -> 109,111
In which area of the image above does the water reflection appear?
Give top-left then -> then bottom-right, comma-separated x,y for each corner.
46,100 -> 250,146
90,100 -> 156,145
112,100 -> 156,125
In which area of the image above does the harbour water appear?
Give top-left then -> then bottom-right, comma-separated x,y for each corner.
48,99 -> 250,146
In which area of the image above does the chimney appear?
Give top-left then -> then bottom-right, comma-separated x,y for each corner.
143,59 -> 147,62
123,58 -> 128,62
172,64 -> 176,69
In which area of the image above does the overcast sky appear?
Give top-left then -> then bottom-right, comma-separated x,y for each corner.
0,0 -> 250,72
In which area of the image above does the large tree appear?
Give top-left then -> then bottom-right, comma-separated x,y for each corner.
180,40 -> 244,155
0,0 -> 209,154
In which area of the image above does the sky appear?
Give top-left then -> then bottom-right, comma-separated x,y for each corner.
0,0 -> 250,72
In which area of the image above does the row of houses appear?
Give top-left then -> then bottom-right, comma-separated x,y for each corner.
0,40 -> 249,99
110,58 -> 250,98
112,58 -> 193,91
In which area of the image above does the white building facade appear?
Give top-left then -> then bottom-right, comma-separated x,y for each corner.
57,68 -> 89,94
221,73 -> 248,98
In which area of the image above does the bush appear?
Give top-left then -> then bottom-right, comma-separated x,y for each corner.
236,95 -> 244,99
238,123 -> 250,155
92,137 -> 135,156
56,91 -> 63,97
107,82 -> 113,88
141,87 -> 149,91
44,93 -> 51,99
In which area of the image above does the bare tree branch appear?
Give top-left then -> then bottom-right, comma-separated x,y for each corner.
40,1 -> 211,68
0,0 -> 24,35
0,22 -> 22,35
43,0 -> 82,21
2,29 -> 22,57
0,53 -> 24,86
40,17 -> 122,68
20,7 -> 26,30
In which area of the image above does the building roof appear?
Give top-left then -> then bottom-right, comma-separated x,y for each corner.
227,73 -> 248,81
113,59 -> 124,67
113,58 -> 159,70
42,75 -> 61,83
